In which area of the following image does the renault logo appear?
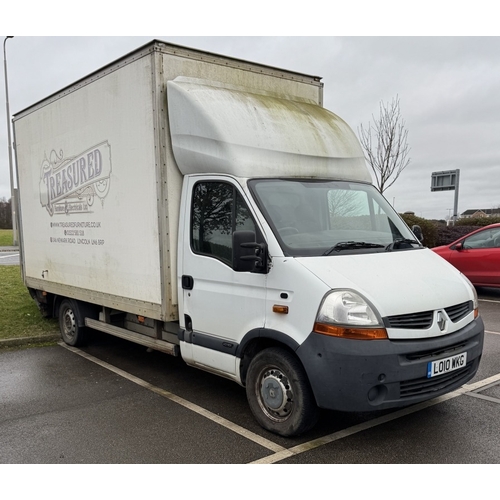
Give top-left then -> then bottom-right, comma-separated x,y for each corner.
437,311 -> 447,331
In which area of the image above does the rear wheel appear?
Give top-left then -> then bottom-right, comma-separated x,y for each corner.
59,299 -> 86,346
246,347 -> 318,437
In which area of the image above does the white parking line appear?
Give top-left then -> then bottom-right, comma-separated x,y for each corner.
486,330 -> 500,336
466,393 -> 500,404
59,341 -> 500,464
479,299 -> 500,304
59,342 -> 286,454
461,372 -> 500,391
251,394 -> 462,463
250,373 -> 500,464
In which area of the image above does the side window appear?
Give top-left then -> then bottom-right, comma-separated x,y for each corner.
236,192 -> 256,232
463,229 -> 500,249
191,181 -> 257,266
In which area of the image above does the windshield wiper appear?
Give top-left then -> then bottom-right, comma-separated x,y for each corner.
323,241 -> 385,256
385,238 -> 420,252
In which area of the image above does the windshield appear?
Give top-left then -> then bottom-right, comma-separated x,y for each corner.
249,179 -> 421,257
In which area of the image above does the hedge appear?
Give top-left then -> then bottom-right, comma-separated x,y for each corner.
400,213 -> 438,247
400,214 -> 500,248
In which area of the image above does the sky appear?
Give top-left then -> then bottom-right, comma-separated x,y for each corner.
1,13 -> 499,222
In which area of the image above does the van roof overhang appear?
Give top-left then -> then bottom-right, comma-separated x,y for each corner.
167,77 -> 371,182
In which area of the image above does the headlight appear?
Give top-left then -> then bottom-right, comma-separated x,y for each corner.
460,274 -> 479,318
314,290 -> 388,340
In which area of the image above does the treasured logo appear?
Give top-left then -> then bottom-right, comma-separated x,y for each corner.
39,142 -> 112,216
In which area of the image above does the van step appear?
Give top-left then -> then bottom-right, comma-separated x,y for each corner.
85,318 -> 179,356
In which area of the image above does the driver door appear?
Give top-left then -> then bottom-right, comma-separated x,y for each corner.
179,177 -> 267,376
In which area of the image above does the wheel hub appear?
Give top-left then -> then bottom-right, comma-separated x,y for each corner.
63,309 -> 76,337
260,369 -> 293,418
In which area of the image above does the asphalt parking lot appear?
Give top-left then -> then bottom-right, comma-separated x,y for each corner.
1,287 -> 499,464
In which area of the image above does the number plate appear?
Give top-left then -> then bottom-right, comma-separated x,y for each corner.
427,352 -> 467,378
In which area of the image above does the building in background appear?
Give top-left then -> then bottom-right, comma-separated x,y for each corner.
461,208 -> 500,219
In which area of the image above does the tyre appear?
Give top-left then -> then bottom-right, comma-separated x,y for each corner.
59,299 -> 86,346
246,347 -> 319,437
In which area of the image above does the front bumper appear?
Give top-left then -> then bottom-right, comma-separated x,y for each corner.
296,317 -> 484,412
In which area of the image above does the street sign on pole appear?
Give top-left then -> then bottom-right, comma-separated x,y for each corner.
431,169 -> 460,223
431,170 -> 459,191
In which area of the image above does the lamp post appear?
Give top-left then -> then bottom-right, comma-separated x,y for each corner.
3,35 -> 18,246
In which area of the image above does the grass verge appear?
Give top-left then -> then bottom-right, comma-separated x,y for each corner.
0,229 -> 13,246
0,265 -> 59,342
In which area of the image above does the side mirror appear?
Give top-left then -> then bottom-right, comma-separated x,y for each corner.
412,225 -> 424,242
454,242 -> 463,251
232,230 -> 268,273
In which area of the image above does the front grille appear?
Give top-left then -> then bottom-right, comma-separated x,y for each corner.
445,301 -> 473,322
400,362 -> 473,398
385,300 -> 473,330
385,310 -> 433,329
405,341 -> 467,361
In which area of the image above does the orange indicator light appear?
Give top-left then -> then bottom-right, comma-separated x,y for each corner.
313,322 -> 388,340
273,305 -> 289,314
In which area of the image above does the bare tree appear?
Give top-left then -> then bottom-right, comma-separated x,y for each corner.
358,95 -> 411,193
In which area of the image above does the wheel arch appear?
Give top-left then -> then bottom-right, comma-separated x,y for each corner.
28,288 -> 55,318
238,328 -> 301,387
55,296 -> 99,327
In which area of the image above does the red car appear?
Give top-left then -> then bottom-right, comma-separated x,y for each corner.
433,223 -> 500,287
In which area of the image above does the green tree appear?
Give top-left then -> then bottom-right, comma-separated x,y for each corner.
0,197 -> 13,229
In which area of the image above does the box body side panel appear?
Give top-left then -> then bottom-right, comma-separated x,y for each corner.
16,55 -> 164,312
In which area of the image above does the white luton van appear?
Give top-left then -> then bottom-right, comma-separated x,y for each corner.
14,40 -> 484,436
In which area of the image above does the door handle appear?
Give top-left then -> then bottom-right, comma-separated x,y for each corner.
182,275 -> 194,290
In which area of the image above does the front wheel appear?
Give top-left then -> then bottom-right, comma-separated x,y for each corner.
246,347 -> 318,437
59,299 -> 86,346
